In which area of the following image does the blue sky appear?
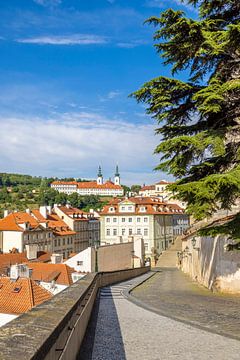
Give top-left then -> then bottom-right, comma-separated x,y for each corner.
0,0 -> 196,185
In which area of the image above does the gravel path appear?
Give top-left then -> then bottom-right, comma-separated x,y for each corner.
78,272 -> 240,360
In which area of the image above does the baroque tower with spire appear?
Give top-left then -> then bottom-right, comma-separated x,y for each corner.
97,165 -> 103,185
114,165 -> 120,185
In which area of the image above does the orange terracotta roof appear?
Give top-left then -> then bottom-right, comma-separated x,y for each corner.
156,180 -> 173,185
46,214 -> 76,236
51,181 -> 78,185
29,263 -> 74,286
0,277 -> 52,315
77,181 -> 122,190
100,197 -> 184,216
0,214 -> 24,232
140,185 -> 155,191
0,212 -> 45,232
31,209 -> 48,223
0,252 -> 52,276
51,180 -> 122,190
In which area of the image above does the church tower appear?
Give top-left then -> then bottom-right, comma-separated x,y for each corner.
114,165 -> 120,185
97,165 -> 103,185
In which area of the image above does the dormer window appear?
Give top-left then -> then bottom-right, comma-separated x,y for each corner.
109,207 -> 115,213
139,206 -> 146,212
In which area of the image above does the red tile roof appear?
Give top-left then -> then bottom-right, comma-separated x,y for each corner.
29,263 -> 74,286
140,185 -> 155,191
100,196 -> 184,215
0,252 -> 52,276
51,180 -> 122,190
0,277 -> 52,315
0,212 -> 46,232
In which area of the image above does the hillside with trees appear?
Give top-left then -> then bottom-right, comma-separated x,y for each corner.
0,172 -> 116,217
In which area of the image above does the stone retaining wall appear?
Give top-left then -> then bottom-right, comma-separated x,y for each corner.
0,266 -> 150,360
181,234 -> 240,293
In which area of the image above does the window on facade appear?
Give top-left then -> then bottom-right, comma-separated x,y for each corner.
129,228 -> 133,235
63,239 -> 65,246
144,217 -> 148,223
144,243 -> 148,251
128,206 -> 132,211
137,217 -> 141,223
54,239 -> 57,247
58,239 -> 61,246
128,218 -> 132,223
106,229 -> 110,236
113,218 -> 117,222
121,206 -> 125,211
113,229 -> 117,236
77,261 -> 83,266
122,228 -> 125,235
106,218 -> 110,223
144,228 -> 148,236
137,228 -> 141,235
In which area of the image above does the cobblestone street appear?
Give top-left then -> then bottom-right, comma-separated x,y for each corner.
79,272 -> 240,360
132,268 -> 240,340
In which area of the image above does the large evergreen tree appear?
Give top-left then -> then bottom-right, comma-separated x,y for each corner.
133,0 -> 240,224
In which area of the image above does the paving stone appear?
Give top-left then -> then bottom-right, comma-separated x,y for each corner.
79,272 -> 240,360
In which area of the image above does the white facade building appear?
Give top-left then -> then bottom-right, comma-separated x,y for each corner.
139,180 -> 186,208
100,197 -> 189,260
51,166 -> 124,197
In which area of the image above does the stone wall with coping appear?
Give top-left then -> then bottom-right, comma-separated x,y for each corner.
0,266 -> 150,360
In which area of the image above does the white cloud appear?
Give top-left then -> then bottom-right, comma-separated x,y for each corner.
99,90 -> 121,102
33,0 -> 62,7
0,112 -> 162,184
117,39 -> 148,48
16,34 -> 108,45
145,0 -> 196,11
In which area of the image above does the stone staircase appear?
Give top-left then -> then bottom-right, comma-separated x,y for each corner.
156,237 -> 182,268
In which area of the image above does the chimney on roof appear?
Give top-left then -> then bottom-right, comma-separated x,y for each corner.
51,253 -> 63,264
10,264 -> 30,280
3,210 -> 9,218
39,206 -> 48,219
26,208 -> 31,214
26,244 -> 38,260
46,206 -> 52,215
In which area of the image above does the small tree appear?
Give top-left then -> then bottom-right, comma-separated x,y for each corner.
132,0 -> 240,226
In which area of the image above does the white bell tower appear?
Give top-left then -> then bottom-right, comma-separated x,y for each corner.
114,165 -> 120,185
97,165 -> 103,185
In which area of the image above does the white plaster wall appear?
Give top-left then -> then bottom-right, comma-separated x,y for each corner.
2,231 -> 23,253
64,247 -> 95,272
181,235 -> 240,294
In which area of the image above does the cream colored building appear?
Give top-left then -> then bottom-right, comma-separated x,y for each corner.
54,205 -> 100,252
139,180 -> 186,208
0,211 -> 53,253
100,197 -> 189,260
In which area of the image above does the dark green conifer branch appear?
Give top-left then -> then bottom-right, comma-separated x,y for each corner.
132,0 -> 240,228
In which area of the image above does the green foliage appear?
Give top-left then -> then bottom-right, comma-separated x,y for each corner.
199,213 -> 240,241
132,0 -> 240,227
131,185 -> 141,193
